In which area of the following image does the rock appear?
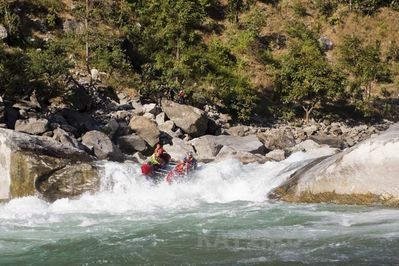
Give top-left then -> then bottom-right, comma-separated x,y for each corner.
117,135 -> 148,154
37,163 -> 99,202
62,109 -> 99,134
161,99 -> 208,137
82,130 -> 123,161
131,100 -> 144,115
156,112 -> 166,125
290,139 -> 339,157
235,152 -> 268,164
143,103 -> 158,114
303,124 -> 318,136
0,103 -> 5,124
53,127 -> 82,149
143,112 -> 155,120
265,149 -> 286,161
91,68 -> 99,81
158,120 -> 175,133
4,107 -> 18,129
270,123 -> 399,207
319,36 -> 334,51
63,19 -> 84,34
190,135 -> 223,162
215,146 -> 267,164
227,125 -> 247,137
129,116 -> 160,147
0,128 -> 95,201
132,152 -> 146,164
112,110 -> 131,121
102,119 -> 119,138
0,24 -> 7,39
213,135 -> 266,154
15,118 -> 49,135
64,85 -> 92,112
163,138 -> 195,161
206,118 -> 222,135
310,135 -> 344,149
258,128 -> 296,151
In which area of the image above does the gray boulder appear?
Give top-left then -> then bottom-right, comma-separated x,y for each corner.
211,135 -> 266,154
258,128 -> 296,151
310,135 -> 344,149
117,134 -> 148,154
129,116 -> 160,146
265,149 -> 286,161
53,127 -> 81,149
190,135 -> 223,162
61,109 -> 99,134
156,112 -> 166,125
161,99 -> 208,137
270,123 -> 399,207
15,118 -> 49,135
143,103 -> 158,114
215,146 -> 267,164
163,138 -> 195,161
82,130 -> 123,161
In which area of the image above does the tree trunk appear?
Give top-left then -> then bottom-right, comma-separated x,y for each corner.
303,104 -> 315,124
85,0 -> 90,75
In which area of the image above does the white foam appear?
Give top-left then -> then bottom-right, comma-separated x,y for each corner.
0,152 -> 316,218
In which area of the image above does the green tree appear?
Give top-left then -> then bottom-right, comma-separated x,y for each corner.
27,42 -> 72,99
227,0 -> 245,23
339,36 -> 390,101
275,25 -> 345,123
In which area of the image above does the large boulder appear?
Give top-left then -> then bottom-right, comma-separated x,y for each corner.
61,109 -> 99,134
270,123 -> 399,207
257,128 -> 296,151
117,134 -> 148,154
0,128 -> 98,201
161,99 -> 208,137
36,163 -> 99,202
82,130 -> 123,161
15,118 -> 49,135
163,138 -> 195,161
210,135 -> 266,155
215,146 -> 268,164
189,135 -> 223,162
129,116 -> 160,146
53,127 -> 82,149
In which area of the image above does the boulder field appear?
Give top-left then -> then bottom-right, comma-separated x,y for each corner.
269,123 -> 399,207
0,85 -> 396,205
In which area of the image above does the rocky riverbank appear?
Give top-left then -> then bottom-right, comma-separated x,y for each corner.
0,83 -> 396,204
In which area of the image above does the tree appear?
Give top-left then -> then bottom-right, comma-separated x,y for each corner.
339,36 -> 390,100
275,25 -> 345,123
227,0 -> 245,23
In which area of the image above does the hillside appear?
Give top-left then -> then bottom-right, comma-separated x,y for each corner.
1,0 -> 399,122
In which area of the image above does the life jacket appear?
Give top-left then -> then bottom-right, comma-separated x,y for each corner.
149,154 -> 160,165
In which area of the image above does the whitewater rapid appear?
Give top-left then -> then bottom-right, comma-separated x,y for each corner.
0,151 -> 319,218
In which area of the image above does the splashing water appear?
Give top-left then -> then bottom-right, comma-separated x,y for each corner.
1,151 -> 399,265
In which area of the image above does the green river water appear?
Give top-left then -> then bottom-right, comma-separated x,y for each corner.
1,157 -> 398,265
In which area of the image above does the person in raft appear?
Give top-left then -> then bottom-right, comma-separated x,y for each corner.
149,143 -> 170,168
183,152 -> 197,171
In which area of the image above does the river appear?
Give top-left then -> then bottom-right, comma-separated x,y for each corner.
1,153 -> 398,265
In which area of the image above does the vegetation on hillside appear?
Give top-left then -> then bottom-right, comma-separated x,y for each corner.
0,0 -> 398,122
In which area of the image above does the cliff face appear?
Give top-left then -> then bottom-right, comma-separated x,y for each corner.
269,123 -> 399,207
